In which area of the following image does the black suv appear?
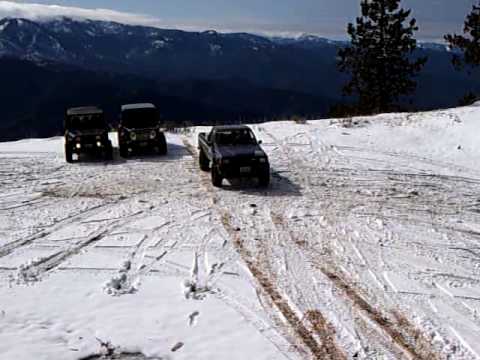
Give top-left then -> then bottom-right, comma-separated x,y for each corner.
64,107 -> 113,163
118,103 -> 167,158
198,125 -> 270,187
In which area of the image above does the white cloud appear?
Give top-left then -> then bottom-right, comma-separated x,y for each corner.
0,1 -> 160,26
0,1 -> 332,39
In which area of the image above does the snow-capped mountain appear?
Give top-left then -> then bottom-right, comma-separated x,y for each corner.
1,16 -> 479,144
0,17 -> 452,68
0,18 -> 70,61
0,17 -> 329,72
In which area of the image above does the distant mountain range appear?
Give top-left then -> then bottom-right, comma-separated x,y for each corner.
0,17 -> 479,141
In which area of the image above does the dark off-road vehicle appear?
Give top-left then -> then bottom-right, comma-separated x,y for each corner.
118,103 -> 167,158
64,107 -> 113,163
198,125 -> 270,187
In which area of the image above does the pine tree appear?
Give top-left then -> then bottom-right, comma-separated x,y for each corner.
445,2 -> 480,70
338,0 -> 427,114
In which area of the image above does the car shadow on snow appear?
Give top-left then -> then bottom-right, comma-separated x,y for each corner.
116,142 -> 189,163
72,142 -> 187,166
222,169 -> 303,197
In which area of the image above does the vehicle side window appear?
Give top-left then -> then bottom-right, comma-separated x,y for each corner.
207,132 -> 212,143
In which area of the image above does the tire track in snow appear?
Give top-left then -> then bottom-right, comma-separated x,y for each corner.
16,209 -> 145,283
322,269 -> 441,360
262,128 -> 443,359
273,210 -> 441,360
182,137 -> 334,359
221,211 -> 347,360
17,227 -> 111,283
0,201 -> 115,259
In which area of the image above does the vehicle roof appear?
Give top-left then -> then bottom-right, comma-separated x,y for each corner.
213,125 -> 251,131
66,106 -> 103,116
121,103 -> 157,111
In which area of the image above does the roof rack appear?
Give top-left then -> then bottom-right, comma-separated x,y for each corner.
66,106 -> 103,116
121,103 -> 156,111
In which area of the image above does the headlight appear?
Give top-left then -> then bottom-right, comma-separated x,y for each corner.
96,135 -> 101,140
76,143 -> 81,149
150,130 -> 157,139
130,132 -> 137,141
96,141 -> 102,147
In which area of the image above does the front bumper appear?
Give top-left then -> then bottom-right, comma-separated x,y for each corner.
119,138 -> 161,149
217,162 -> 270,178
66,140 -> 109,153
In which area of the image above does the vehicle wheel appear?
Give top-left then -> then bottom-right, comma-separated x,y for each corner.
258,168 -> 270,188
211,167 -> 223,187
158,134 -> 168,155
104,143 -> 113,161
65,146 -> 73,163
199,149 -> 210,171
119,145 -> 129,158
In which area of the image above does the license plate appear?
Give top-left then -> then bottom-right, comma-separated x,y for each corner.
85,144 -> 93,148
140,142 -> 148,147
240,166 -> 251,173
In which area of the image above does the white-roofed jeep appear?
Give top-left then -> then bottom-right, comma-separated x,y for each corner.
118,103 -> 167,158
64,106 -> 113,163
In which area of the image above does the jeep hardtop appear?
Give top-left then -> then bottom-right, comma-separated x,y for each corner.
118,103 -> 167,157
64,106 -> 113,163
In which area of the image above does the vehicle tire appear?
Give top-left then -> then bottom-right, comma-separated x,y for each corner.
65,145 -> 73,163
211,167 -> 223,187
258,168 -> 270,188
199,149 -> 210,171
104,142 -> 113,161
158,134 -> 168,155
119,144 -> 129,158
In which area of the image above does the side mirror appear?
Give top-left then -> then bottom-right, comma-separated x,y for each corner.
258,140 -> 263,145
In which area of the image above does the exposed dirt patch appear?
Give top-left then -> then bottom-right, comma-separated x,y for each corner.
322,270 -> 440,360
221,212 -> 347,360
304,310 -> 342,358
81,353 -> 152,360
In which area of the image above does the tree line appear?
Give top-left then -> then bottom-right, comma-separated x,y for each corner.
336,0 -> 480,115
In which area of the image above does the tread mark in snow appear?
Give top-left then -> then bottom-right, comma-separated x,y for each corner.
17,228 -> 110,283
181,137 -> 299,359
321,270 -> 440,360
0,202 -> 114,259
16,210 -> 145,283
220,211 -> 347,360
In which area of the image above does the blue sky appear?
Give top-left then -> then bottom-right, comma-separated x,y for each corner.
1,0 -> 478,40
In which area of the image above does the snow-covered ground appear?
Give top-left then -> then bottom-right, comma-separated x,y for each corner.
0,105 -> 479,359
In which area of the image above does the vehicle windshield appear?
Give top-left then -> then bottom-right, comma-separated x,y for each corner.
215,129 -> 257,145
66,114 -> 106,130
121,108 -> 158,129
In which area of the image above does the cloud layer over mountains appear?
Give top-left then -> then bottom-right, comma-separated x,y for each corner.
0,1 -> 161,27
